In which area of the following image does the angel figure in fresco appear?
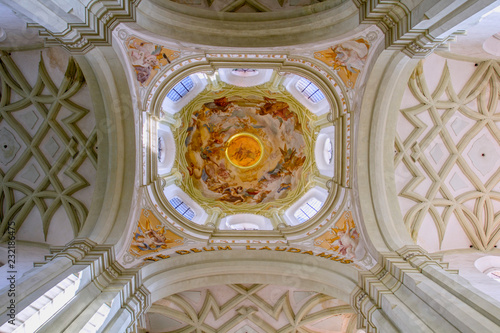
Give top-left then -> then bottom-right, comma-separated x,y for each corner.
332,226 -> 359,259
131,221 -> 168,252
329,40 -> 369,78
128,40 -> 171,84
221,186 -> 246,203
258,97 -> 295,126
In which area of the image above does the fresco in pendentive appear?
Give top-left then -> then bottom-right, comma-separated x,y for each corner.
129,209 -> 184,257
314,210 -> 359,259
314,38 -> 370,88
126,37 -> 180,86
182,96 -> 307,205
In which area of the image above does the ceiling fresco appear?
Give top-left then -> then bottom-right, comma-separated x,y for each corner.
314,210 -> 359,260
175,92 -> 317,216
128,209 -> 184,257
314,37 -> 371,89
126,36 -> 181,87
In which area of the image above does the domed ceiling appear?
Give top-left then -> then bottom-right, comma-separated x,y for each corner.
176,89 -> 316,217
117,25 -> 377,267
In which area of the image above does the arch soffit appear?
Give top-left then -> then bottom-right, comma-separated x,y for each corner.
76,47 -> 139,245
141,250 -> 358,304
356,50 -> 420,255
136,0 -> 359,48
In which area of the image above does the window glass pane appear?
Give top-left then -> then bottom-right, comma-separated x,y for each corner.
169,197 -> 195,220
294,197 -> 323,223
296,78 -> 325,103
166,76 -> 194,102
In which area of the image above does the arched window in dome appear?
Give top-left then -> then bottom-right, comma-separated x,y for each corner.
296,78 -> 325,103
169,196 -> 195,220
166,76 -> 194,102
294,197 -> 323,223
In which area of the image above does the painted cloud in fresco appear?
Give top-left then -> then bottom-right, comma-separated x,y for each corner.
181,96 -> 307,206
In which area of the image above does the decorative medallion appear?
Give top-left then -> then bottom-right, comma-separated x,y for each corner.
225,132 -> 264,168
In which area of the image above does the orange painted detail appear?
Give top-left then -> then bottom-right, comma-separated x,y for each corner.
314,211 -> 359,259
129,209 -> 184,257
225,133 -> 263,168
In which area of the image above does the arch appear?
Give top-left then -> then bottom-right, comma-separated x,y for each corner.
140,250 -> 358,304
76,47 -> 138,247
135,0 -> 360,48
355,50 -> 420,255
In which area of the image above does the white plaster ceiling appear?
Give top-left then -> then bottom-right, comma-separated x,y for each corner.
448,5 -> 500,60
0,2 -> 43,49
394,51 -> 500,252
146,284 -> 356,332
0,48 -> 98,245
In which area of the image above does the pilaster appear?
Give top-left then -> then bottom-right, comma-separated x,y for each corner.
352,246 -> 500,332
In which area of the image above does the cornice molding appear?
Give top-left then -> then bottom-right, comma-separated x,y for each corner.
354,0 -> 469,58
34,238 -> 151,331
349,245 -> 500,332
26,0 -> 141,53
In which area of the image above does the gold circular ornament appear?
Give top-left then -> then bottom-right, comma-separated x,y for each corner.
225,133 -> 264,169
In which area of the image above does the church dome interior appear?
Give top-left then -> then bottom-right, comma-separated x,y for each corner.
2,0 -> 500,332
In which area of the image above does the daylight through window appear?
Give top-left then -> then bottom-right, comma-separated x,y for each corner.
166,76 -> 194,102
169,197 -> 195,220
294,197 -> 323,223
296,78 -> 325,103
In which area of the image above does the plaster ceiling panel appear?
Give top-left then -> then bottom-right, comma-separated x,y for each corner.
145,284 -> 356,333
446,58 -> 477,94
464,131 -> 500,181
448,6 -> 500,60
45,206 -> 78,246
0,4 -> 43,50
0,50 -> 99,243
394,54 -> 500,252
416,217 -> 440,253
440,215 -> 475,251
447,113 -> 475,144
0,125 -> 25,171
422,53 -> 448,94
14,207 -> 45,243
